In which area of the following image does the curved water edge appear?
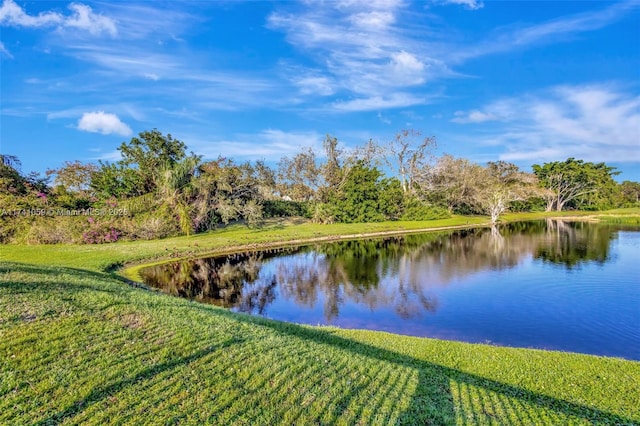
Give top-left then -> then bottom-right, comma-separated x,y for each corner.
122,220 -> 494,282
139,220 -> 640,360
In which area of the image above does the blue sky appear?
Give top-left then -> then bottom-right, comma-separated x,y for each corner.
1,0 -> 639,181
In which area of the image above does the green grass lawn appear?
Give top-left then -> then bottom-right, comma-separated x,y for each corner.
1,211 -> 639,425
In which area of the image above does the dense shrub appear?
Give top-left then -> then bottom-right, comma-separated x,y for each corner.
311,203 -> 336,224
82,221 -> 123,244
120,214 -> 178,240
242,200 -> 264,227
24,220 -> 72,244
23,217 -> 87,244
401,198 -> 450,221
378,178 -> 404,220
263,200 -> 313,218
327,162 -> 385,224
509,197 -> 546,212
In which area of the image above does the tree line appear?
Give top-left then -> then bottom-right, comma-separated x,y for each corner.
1,129 -> 638,244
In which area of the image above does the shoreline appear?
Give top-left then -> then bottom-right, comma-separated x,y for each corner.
121,220 -> 493,281
121,211 -> 639,282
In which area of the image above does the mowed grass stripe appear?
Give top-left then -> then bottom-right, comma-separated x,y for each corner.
2,262 -> 639,424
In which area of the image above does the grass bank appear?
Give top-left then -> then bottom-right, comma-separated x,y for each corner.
1,209 -> 639,424
3,209 -> 637,278
2,262 -> 639,425
2,216 -> 489,278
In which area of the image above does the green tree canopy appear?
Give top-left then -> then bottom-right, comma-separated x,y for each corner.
619,180 -> 640,206
118,129 -> 187,194
0,155 -> 48,195
91,161 -> 144,199
532,158 -> 620,211
0,155 -> 27,195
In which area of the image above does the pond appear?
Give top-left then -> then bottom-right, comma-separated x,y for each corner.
140,220 -> 640,360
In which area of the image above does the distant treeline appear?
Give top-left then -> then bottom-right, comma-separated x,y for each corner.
1,129 -> 638,244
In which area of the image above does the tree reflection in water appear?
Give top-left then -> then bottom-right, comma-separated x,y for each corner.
536,219 -> 613,267
140,220 -> 620,321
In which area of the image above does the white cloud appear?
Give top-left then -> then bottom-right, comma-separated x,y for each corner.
0,0 -> 116,36
452,110 -> 497,123
65,43 -> 275,98
99,3 -> 196,41
189,129 -> 323,160
48,104 -> 144,122
0,0 -> 62,27
77,111 -> 132,136
348,10 -> 395,29
458,85 -> 640,163
295,76 -> 335,96
437,0 -> 484,10
336,0 -> 404,10
377,111 -> 391,124
52,44 -> 279,111
332,93 -> 426,112
391,51 -> 424,73
69,48 -> 179,79
64,3 -> 117,36
452,99 -> 519,123
0,40 -> 11,58
268,2 -> 443,109
48,107 -> 93,120
90,149 -> 122,162
511,3 -> 636,46
528,86 -> 640,151
268,1 -> 636,113
451,2 -> 637,62
260,129 -> 323,153
389,50 -> 426,85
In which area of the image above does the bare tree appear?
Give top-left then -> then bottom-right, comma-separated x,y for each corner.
421,157 -> 539,223
277,147 -> 321,201
46,160 -> 98,196
352,138 -> 383,168
277,135 -> 354,203
478,161 -> 539,224
420,154 -> 484,213
385,129 -> 436,195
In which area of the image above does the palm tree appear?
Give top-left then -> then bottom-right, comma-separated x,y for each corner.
156,155 -> 201,236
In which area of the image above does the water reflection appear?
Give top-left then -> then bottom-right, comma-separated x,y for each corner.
535,219 -> 613,267
142,248 -> 290,314
142,220 -> 640,359
141,220 -> 618,320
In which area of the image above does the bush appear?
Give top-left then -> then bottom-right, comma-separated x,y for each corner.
23,217 -> 85,244
49,186 -> 93,210
242,200 -> 264,227
263,200 -> 312,218
82,222 -> 122,244
378,178 -> 404,220
121,215 -> 178,240
311,203 -> 336,224
327,162 -> 386,223
401,199 -> 450,221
